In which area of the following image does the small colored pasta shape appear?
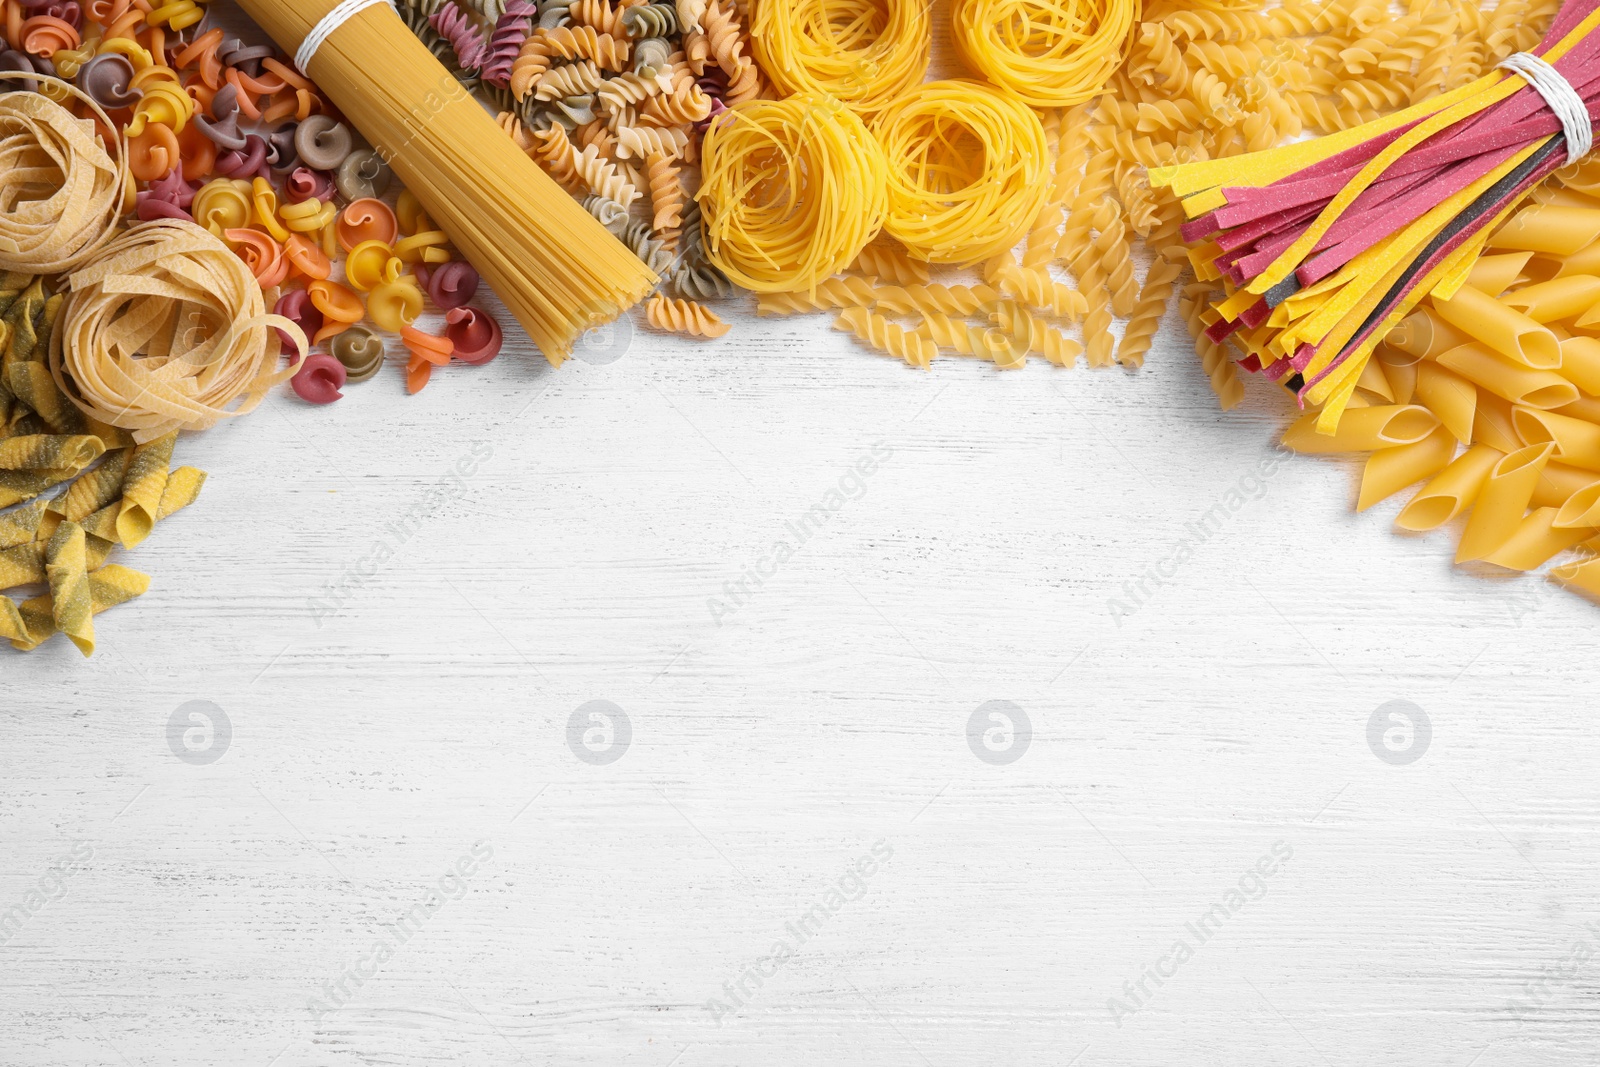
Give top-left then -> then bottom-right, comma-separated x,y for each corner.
647,293 -> 730,337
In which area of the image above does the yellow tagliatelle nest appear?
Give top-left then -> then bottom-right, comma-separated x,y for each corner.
873,80 -> 1051,268
749,0 -> 931,116
950,0 -> 1137,108
0,81 -> 128,274
51,219 -> 306,442
698,94 -> 888,293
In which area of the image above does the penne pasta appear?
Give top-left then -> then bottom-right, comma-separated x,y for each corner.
1437,344 -> 1578,410
1396,445 -> 1502,533
1359,426 -> 1458,513
1414,362 -> 1476,444
1456,443 -> 1554,563
1513,407 -> 1600,471
1284,405 -> 1440,455
1431,286 -> 1561,370
1484,508 -> 1597,571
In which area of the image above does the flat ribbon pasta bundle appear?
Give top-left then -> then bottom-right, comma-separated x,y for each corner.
950,0 -> 1137,108
749,0 -> 931,116
0,85 -> 127,275
1152,0 -> 1600,435
698,94 -> 889,292
873,79 -> 1051,268
51,219 -> 307,442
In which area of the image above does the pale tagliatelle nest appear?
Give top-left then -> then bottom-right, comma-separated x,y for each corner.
50,219 -> 306,443
0,84 -> 126,275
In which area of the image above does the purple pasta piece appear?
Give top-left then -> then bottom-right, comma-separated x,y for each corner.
77,53 -> 139,110
0,50 -> 48,93
266,124 -> 300,171
430,2 -> 488,73
193,84 -> 248,151
481,0 -> 535,89
135,197 -> 191,222
274,290 -> 323,354
283,167 -> 336,203
417,261 -> 480,310
145,168 -> 196,209
27,1 -> 80,28
218,39 -> 273,76
214,133 -> 269,180
696,66 -> 729,100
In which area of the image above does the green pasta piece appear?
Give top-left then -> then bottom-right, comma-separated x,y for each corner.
0,497 -> 46,549
0,467 -> 77,508
2,277 -> 46,373
44,520 -> 92,656
116,432 -> 176,548
78,499 -> 120,543
0,434 -> 105,471
59,448 -> 129,522
0,542 -> 44,588
0,595 -> 25,642
12,564 -> 148,653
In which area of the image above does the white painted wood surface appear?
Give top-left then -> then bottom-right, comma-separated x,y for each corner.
7,8 -> 1600,1064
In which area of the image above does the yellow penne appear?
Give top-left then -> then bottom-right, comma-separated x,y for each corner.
1551,554 -> 1600,598
1397,444 -> 1501,532
1465,252 -> 1534,297
1436,343 -> 1578,409
1284,405 -> 1439,454
1381,357 -> 1418,406
1484,508 -> 1596,570
1431,286 -> 1561,369
1513,407 -> 1600,470
1456,443 -> 1554,563
1533,462 -> 1600,510
1488,205 -> 1600,257
1414,362 -> 1476,444
1559,336 -> 1600,395
1359,426 -> 1458,512
1502,275 -> 1600,324
1385,307 -> 1469,361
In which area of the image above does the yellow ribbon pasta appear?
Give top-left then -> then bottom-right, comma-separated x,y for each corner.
873,80 -> 1050,268
50,219 -> 306,442
698,94 -> 888,293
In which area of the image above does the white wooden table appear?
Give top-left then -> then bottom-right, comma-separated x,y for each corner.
6,294 -> 1599,1066
7,2 -> 1600,1057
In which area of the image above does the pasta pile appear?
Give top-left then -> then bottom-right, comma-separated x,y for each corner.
1147,0 -> 1600,603
397,0 -> 739,339
1153,0 -> 1600,432
0,0 -> 531,398
1268,182 -> 1600,592
875,80 -> 1050,268
0,271 -> 206,656
237,0 -> 658,363
1060,0 -> 1569,393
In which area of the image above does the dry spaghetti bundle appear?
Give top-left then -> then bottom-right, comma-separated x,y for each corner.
233,0 -> 657,362
1153,0 -> 1600,434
